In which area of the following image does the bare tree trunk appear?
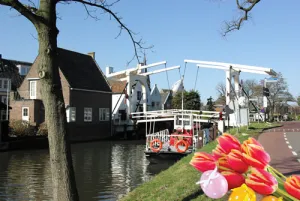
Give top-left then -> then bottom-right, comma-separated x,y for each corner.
35,0 -> 79,200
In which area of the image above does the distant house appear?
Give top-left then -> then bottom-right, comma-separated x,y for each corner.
150,84 -> 161,110
9,49 -> 112,141
0,55 -> 29,120
160,89 -> 172,110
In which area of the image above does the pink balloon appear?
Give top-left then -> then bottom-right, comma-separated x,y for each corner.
199,169 -> 228,199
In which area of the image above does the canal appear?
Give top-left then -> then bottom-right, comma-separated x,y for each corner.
0,140 -> 178,201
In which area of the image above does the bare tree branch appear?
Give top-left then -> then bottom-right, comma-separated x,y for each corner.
222,0 -> 261,36
216,82 -> 226,96
63,0 -> 153,63
0,0 -> 40,25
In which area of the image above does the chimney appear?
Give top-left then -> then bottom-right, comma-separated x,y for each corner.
88,52 -> 95,59
106,66 -> 114,76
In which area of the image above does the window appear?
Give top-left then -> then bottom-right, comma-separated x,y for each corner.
29,81 -> 37,99
20,67 -> 29,75
0,80 -> 2,88
22,107 -> 29,121
151,102 -> 155,107
99,108 -> 110,121
137,91 -> 142,101
66,107 -> 76,122
84,108 -> 92,122
3,80 -> 8,89
1,96 -> 7,105
23,108 -> 28,116
156,102 -> 160,107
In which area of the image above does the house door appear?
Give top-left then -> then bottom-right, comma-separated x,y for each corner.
22,107 -> 29,121
30,81 -> 37,99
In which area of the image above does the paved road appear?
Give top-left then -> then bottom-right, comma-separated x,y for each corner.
259,122 -> 300,176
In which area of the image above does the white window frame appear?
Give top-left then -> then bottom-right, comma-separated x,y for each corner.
99,108 -> 109,121
22,107 -> 29,121
84,107 -> 92,122
66,107 -> 76,123
29,81 -> 37,99
3,80 -> 8,89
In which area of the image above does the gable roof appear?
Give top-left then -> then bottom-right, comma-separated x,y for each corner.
108,79 -> 127,93
160,89 -> 172,105
57,48 -> 111,92
150,84 -> 159,95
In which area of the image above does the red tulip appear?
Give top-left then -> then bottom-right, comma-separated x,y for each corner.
227,149 -> 249,173
190,152 -> 216,173
217,133 -> 241,154
246,167 -> 278,195
221,170 -> 245,190
241,137 -> 263,149
284,175 -> 300,200
217,156 -> 232,172
242,143 -> 270,169
212,145 -> 227,160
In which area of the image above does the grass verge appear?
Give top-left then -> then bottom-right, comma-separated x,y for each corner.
120,122 -> 281,201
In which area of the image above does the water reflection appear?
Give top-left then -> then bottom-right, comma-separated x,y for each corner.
0,141 -> 177,201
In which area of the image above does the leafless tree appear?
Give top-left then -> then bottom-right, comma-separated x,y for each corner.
0,0 -> 150,200
216,82 -> 226,96
242,79 -> 262,98
223,0 -> 261,36
267,72 -> 294,119
215,82 -> 226,105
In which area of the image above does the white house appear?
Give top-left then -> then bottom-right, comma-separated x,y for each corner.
106,61 -> 180,125
149,84 -> 161,111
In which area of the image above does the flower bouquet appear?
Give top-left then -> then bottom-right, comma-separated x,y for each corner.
190,133 -> 300,201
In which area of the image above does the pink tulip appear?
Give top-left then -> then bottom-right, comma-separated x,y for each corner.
246,167 -> 278,195
221,170 -> 245,190
227,149 -> 249,173
217,133 -> 241,154
190,152 -> 216,173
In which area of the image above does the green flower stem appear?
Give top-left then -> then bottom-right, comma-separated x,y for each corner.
267,167 -> 285,185
275,187 -> 298,201
268,165 -> 287,180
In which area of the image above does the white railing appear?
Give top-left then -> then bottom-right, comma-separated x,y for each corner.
131,110 -> 225,125
145,129 -> 170,152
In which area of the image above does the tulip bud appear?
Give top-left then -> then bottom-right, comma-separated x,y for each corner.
221,170 -> 245,190
217,133 -> 241,154
284,175 -> 300,200
227,149 -> 249,173
246,168 -> 278,195
242,143 -> 270,169
212,145 -> 226,160
217,156 -> 232,172
190,152 -> 216,173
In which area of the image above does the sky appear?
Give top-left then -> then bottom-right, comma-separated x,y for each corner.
1,0 -> 300,102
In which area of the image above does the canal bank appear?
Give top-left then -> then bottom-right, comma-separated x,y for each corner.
119,123 -> 282,201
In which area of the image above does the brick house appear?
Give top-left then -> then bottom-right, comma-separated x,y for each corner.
0,55 -> 29,120
9,48 -> 112,141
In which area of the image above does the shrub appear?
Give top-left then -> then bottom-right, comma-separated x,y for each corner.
9,120 -> 35,137
37,122 -> 48,136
